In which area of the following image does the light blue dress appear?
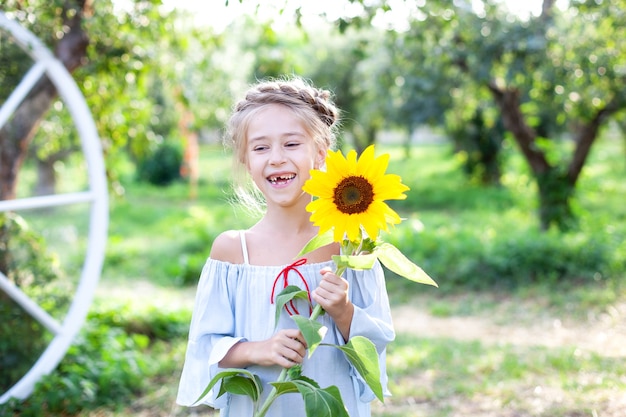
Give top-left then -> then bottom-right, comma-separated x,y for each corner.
176,234 -> 395,417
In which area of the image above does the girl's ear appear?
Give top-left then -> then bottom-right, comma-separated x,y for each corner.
315,148 -> 327,169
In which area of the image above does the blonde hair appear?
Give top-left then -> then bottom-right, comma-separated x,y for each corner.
224,77 -> 340,214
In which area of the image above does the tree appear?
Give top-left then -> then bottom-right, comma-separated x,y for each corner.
0,0 -> 236,200
306,25 -> 397,153
446,0 -> 626,229
0,0 -> 90,201
350,0 -> 626,229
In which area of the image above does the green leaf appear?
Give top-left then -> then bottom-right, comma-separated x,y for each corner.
269,374 -> 320,395
275,285 -> 312,327
331,253 -> 377,270
272,379 -> 349,417
291,315 -> 327,357
269,380 -> 300,396
329,336 -> 384,402
193,368 -> 261,405
219,374 -> 262,402
297,229 -> 334,257
300,383 -> 350,417
374,243 -> 438,287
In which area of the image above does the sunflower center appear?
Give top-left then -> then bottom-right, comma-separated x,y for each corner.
333,176 -> 374,214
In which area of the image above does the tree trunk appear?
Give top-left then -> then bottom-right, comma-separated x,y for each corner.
488,82 -> 571,230
488,83 -> 551,175
35,158 -> 57,196
536,170 -> 575,230
0,0 -> 89,201
0,79 -> 57,200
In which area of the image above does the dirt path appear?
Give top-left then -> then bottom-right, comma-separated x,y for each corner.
392,301 -> 626,357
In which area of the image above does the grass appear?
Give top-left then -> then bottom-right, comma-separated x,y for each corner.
7,137 -> 626,416
374,335 -> 626,417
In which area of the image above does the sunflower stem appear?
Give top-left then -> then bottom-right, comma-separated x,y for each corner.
255,368 -> 288,417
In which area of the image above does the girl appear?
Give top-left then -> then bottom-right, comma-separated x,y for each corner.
176,77 -> 395,416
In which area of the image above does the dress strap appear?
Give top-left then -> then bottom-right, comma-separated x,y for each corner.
239,230 -> 249,265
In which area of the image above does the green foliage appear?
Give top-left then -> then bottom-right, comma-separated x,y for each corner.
386,197 -> 618,291
0,213 -> 69,392
379,138 -> 625,292
89,303 -> 191,341
0,296 -> 48,393
137,141 -> 183,186
398,227 -> 614,291
449,108 -> 505,185
104,157 -> 236,286
3,304 -> 190,416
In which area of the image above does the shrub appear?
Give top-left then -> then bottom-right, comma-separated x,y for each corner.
137,141 -> 183,186
0,213 -> 69,392
386,221 -> 615,291
2,305 -> 190,416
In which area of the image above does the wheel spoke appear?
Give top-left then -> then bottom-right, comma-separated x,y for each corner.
0,191 -> 95,212
0,61 -> 46,129
0,272 -> 63,335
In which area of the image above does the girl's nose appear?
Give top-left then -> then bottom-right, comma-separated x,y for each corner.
269,147 -> 286,165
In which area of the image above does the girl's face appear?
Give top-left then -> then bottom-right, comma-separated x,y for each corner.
245,104 -> 326,208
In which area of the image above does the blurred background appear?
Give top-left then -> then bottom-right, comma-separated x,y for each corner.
1,0 -> 625,416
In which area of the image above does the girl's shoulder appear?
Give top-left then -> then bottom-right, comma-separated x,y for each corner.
209,230 -> 245,264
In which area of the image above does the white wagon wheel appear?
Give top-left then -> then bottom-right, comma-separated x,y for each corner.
0,12 -> 108,403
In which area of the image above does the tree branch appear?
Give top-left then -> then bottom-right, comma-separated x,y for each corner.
487,80 -> 551,175
568,95 -> 626,185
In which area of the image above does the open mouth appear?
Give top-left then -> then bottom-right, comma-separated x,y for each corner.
268,173 -> 296,185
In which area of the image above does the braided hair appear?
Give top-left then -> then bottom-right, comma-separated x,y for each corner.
226,77 -> 340,165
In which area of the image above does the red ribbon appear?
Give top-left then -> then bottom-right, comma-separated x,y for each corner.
270,258 -> 312,316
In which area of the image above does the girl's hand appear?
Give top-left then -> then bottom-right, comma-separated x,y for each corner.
253,329 -> 307,368
312,267 -> 354,341
219,329 -> 306,369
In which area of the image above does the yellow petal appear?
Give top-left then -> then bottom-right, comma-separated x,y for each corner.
304,171 -> 336,198
345,149 -> 358,172
356,145 -> 376,177
326,149 -> 349,177
374,174 -> 409,200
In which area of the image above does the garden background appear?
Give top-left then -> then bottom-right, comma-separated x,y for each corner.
1,0 -> 625,416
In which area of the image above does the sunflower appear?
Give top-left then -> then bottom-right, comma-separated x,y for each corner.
304,145 -> 409,243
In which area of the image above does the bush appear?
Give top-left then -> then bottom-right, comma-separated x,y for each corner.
2,305 -> 190,416
387,221 -> 616,291
137,141 -> 183,186
0,213 -> 69,392
4,322 -> 149,416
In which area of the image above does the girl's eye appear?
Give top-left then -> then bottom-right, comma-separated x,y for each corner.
286,142 -> 300,148
253,145 -> 268,151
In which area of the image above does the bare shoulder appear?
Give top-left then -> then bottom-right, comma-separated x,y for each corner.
209,230 -> 244,264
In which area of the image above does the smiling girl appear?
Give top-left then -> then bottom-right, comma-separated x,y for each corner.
176,77 -> 395,416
